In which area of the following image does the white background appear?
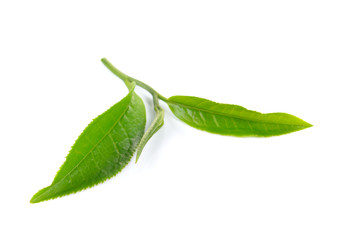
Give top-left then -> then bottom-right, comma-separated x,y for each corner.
0,1 -> 339,239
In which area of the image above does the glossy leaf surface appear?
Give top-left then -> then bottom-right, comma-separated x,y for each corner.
135,104 -> 164,162
31,87 -> 146,203
168,96 -> 312,137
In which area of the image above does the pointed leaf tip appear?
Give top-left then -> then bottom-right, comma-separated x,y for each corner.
30,186 -> 50,204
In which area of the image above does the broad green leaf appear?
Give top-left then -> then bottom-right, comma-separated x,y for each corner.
31,86 -> 146,203
167,96 -> 312,137
135,104 -> 164,162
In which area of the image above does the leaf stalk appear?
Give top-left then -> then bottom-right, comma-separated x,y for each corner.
101,58 -> 168,102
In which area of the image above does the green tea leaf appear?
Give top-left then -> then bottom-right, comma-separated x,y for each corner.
135,103 -> 164,162
31,86 -> 146,203
167,96 -> 312,137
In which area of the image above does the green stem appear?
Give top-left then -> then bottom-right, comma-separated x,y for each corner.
101,58 -> 168,102
152,93 -> 160,108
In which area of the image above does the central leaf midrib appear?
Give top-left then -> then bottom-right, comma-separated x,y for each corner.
168,100 -> 305,127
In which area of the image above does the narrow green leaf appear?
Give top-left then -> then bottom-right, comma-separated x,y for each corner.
31,86 -> 146,203
135,104 -> 164,162
167,96 -> 312,137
